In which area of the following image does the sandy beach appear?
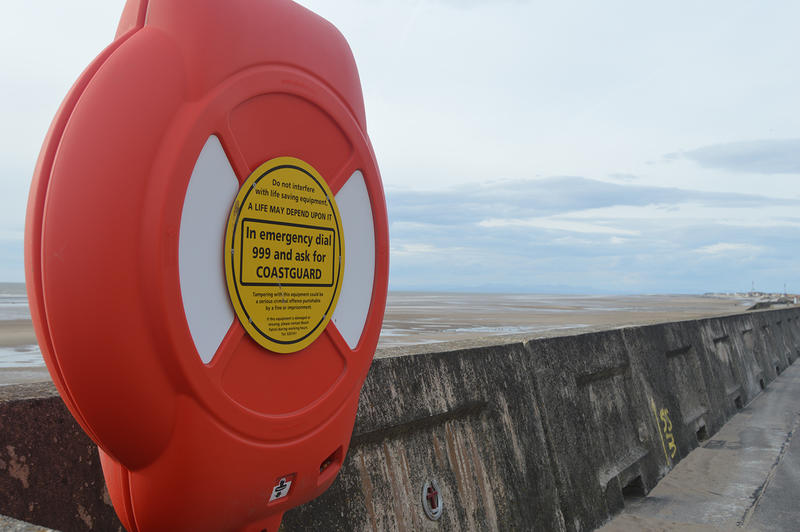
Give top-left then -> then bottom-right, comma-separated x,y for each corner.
0,319 -> 37,348
376,292 -> 762,354
0,319 -> 49,386
1,290 -> 789,386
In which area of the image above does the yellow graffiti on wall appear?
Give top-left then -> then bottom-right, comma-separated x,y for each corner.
659,408 -> 677,458
650,399 -> 677,462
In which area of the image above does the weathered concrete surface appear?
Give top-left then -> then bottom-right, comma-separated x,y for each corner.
283,341 -> 566,531
748,395 -> 800,531
0,383 -> 123,532
599,358 -> 800,531
1,307 -> 799,531
0,513 -> 54,532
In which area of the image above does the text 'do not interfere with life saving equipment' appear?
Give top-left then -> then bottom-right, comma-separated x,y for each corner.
224,158 -> 344,353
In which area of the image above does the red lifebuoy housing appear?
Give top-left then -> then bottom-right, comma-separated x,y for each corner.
25,1 -> 389,530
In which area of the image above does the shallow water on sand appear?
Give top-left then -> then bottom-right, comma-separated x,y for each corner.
0,345 -> 42,368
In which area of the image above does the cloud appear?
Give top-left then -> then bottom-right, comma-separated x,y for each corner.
683,139 -> 800,174
386,177 -> 800,292
608,173 -> 638,182
391,243 -> 441,257
386,176 -> 796,228
478,217 -> 640,236
693,243 -> 763,256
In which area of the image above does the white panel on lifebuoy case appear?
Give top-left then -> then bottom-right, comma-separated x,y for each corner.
179,135 -> 238,363
332,170 -> 375,349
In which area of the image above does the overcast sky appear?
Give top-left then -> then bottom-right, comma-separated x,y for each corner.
2,1 -> 798,293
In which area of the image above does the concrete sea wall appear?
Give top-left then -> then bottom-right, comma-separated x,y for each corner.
2,308 -> 799,531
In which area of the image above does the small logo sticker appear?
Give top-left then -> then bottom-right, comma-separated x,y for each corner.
269,474 -> 296,502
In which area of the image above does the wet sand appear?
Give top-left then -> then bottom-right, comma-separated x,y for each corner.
0,319 -> 37,348
377,293 -> 759,354
0,293 -> 772,385
0,319 -> 49,386
0,367 -> 50,386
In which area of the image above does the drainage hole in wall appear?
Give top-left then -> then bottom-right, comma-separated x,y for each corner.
734,396 -> 743,410
759,378 -> 765,390
622,475 -> 646,500
696,425 -> 709,442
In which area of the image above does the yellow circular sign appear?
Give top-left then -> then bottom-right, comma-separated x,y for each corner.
224,157 -> 344,353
